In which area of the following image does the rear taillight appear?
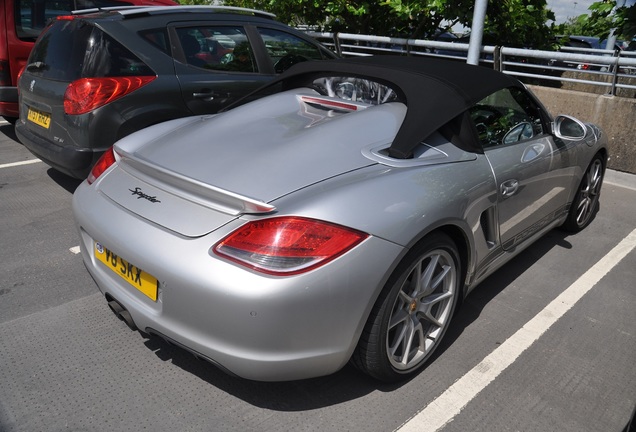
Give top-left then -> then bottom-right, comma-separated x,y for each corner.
87,147 -> 116,185
17,65 -> 25,82
64,76 -> 156,115
213,216 -> 368,275
16,65 -> 25,94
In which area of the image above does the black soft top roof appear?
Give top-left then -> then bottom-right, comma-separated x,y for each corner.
274,56 -> 525,158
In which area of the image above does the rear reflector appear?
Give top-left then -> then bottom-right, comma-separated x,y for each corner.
64,76 -> 156,115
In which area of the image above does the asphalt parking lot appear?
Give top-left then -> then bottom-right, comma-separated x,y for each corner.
1,117 -> 635,432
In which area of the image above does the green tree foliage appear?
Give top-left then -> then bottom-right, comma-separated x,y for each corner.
553,16 -> 589,37
178,0 -> 212,4
222,0 -> 418,35
482,0 -> 556,48
219,0 -> 555,48
374,0 -> 476,38
574,0 -> 636,41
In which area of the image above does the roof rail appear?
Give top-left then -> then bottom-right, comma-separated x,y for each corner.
71,5 -> 276,19
71,6 -> 146,15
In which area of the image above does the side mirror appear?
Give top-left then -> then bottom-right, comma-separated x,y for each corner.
553,115 -> 587,140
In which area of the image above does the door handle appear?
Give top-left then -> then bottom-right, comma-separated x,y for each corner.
500,179 -> 519,198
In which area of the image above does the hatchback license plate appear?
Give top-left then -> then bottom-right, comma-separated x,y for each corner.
95,242 -> 159,301
27,107 -> 51,129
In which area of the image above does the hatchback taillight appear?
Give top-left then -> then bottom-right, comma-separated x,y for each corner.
64,76 -> 156,115
87,147 -> 117,185
16,65 -> 26,93
213,217 -> 368,275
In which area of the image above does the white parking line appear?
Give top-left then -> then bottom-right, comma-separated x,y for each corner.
396,228 -> 636,432
604,170 -> 636,192
604,179 -> 636,192
0,159 -> 41,169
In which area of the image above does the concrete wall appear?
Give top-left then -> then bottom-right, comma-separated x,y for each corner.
528,85 -> 636,174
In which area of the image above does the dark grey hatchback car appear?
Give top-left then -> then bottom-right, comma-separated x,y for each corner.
16,6 -> 337,178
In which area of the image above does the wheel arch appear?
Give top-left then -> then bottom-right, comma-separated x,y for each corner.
582,143 -> 609,179
437,224 -> 471,295
115,106 -> 193,141
355,222 -> 473,339
416,223 -> 472,303
350,222 -> 471,380
597,147 -> 609,168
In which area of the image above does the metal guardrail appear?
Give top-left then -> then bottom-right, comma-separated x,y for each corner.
305,31 -> 636,96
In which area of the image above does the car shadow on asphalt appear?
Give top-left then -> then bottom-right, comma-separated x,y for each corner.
0,122 -> 18,141
141,332 -> 382,409
47,168 -> 82,193
427,228 -> 574,365
133,229 -> 575,410
2,122 -> 82,193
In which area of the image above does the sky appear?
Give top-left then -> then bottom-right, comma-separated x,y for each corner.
546,0 -> 596,24
547,0 -> 636,23
450,0 -> 595,31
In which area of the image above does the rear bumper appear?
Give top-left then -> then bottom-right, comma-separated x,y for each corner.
72,180 -> 402,381
15,120 -> 95,178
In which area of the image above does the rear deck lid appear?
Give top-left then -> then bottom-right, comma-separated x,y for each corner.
97,90 -> 407,237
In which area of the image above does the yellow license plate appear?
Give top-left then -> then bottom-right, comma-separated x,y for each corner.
94,242 -> 159,301
27,107 -> 51,129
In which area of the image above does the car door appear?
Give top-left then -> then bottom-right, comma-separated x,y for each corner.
169,23 -> 272,115
473,87 -> 573,251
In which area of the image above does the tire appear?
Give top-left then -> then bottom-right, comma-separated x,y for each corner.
352,233 -> 461,382
562,155 -> 604,232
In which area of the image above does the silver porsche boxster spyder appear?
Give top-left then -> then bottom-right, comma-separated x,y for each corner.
72,56 -> 608,382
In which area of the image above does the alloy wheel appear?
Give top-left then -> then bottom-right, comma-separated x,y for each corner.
386,248 -> 457,371
575,158 -> 603,228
